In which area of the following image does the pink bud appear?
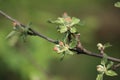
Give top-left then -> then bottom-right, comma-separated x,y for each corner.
59,41 -> 64,46
53,46 -> 59,52
65,17 -> 72,22
63,12 -> 68,17
13,22 -> 17,26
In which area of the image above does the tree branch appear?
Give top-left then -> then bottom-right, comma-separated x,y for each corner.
112,63 -> 120,70
0,10 -> 58,44
0,10 -> 120,63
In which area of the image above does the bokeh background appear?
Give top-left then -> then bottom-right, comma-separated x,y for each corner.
0,0 -> 120,80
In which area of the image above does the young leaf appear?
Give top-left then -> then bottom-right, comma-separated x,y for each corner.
70,27 -> 76,33
104,43 -> 112,49
114,2 -> 120,8
106,61 -> 114,69
96,74 -> 103,80
60,53 -> 65,61
7,35 -> 19,46
58,25 -> 67,33
14,25 -> 24,32
105,70 -> 117,76
6,31 -> 17,39
63,32 -> 69,43
71,17 -> 80,26
20,31 -> 28,42
77,21 -> 85,26
49,18 -> 64,24
101,54 -> 108,65
19,24 -> 30,41
69,39 -> 77,49
65,50 -> 74,55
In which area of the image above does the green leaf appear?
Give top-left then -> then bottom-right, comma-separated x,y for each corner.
105,70 -> 117,76
14,25 -> 24,32
58,25 -> 67,33
104,43 -> 112,49
63,32 -> 69,43
114,2 -> 120,8
71,17 -> 80,26
65,50 -> 74,55
60,53 -> 65,61
7,35 -> 19,46
69,39 -> 77,48
20,31 -> 28,42
106,61 -> 114,69
96,74 -> 103,80
49,18 -> 64,24
6,31 -> 17,39
70,27 -> 77,33
77,21 -> 85,26
101,54 -> 108,65
19,25 -> 30,41
57,18 -> 65,24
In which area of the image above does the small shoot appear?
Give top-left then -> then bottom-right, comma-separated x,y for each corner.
96,43 -> 117,80
97,43 -> 112,54
6,22 -> 31,42
53,41 -> 74,60
49,12 -> 80,34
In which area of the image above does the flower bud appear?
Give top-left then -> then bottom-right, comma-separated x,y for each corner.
53,46 -> 58,51
53,45 -> 60,53
63,12 -> 68,17
65,17 -> 72,23
63,12 -> 72,23
13,22 -> 17,27
97,43 -> 104,50
59,41 -> 64,46
97,65 -> 105,73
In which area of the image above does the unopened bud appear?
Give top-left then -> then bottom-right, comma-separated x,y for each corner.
97,43 -> 104,50
53,45 -> 60,53
53,46 -> 58,51
63,12 -> 72,23
63,12 -> 68,17
97,65 -> 105,73
59,41 -> 64,46
65,17 -> 72,22
13,22 -> 17,26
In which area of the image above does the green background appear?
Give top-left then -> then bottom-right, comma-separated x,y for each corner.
0,0 -> 120,80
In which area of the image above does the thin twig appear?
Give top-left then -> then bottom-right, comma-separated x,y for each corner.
0,10 -> 58,44
0,10 -> 120,63
113,63 -> 120,69
83,48 -> 120,63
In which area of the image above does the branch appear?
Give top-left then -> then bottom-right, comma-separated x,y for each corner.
83,48 -> 120,63
113,63 -> 120,69
0,10 -> 120,63
0,10 -> 58,44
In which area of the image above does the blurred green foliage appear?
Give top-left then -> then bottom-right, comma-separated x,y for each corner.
0,0 -> 120,80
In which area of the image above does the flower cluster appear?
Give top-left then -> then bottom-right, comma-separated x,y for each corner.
6,21 -> 30,42
53,41 -> 74,55
49,13 -> 80,33
97,43 -> 112,55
